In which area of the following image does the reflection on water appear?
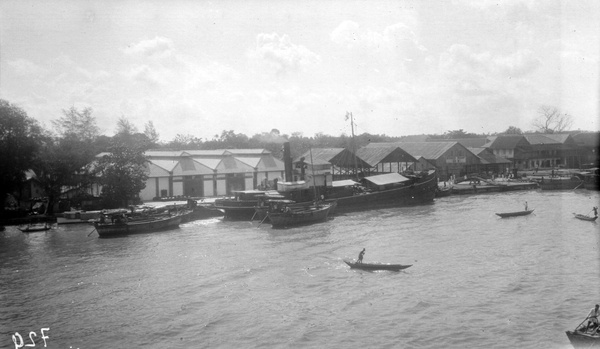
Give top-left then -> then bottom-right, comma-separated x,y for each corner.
1,190 -> 599,349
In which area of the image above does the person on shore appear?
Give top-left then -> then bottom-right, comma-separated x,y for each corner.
357,248 -> 365,263
584,304 -> 599,332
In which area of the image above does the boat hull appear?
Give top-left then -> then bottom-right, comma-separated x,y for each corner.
574,214 -> 598,221
94,214 -> 182,237
565,330 -> 600,348
18,223 -> 52,233
344,260 -> 412,272
496,210 -> 534,218
268,203 -> 334,228
539,178 -> 584,190
332,170 -> 437,213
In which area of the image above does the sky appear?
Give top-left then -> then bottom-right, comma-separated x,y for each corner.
1,0 -> 599,142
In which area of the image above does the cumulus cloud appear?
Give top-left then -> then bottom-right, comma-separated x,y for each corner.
123,36 -> 174,58
330,21 -> 427,75
439,44 -> 540,97
494,50 -> 541,77
247,33 -> 320,75
8,59 -> 47,76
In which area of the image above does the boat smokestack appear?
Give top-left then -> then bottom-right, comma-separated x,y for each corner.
283,142 -> 293,182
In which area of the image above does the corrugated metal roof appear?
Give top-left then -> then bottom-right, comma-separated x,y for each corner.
364,173 -> 409,185
367,142 -> 458,160
235,156 -> 284,170
356,145 -> 417,166
145,150 -> 185,157
429,138 -> 488,148
483,135 -> 529,149
148,159 -> 179,172
183,150 -> 228,156
173,158 -> 213,175
191,158 -> 221,170
524,134 -> 561,145
294,148 -> 341,166
294,148 -> 371,168
468,148 -> 512,164
573,132 -> 600,147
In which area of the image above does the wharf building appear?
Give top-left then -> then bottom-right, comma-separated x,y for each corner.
137,149 -> 285,202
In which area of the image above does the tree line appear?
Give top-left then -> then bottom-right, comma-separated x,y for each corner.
0,98 -> 578,215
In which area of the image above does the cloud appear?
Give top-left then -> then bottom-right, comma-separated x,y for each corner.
123,36 -> 174,58
330,21 -> 427,76
494,50 -> 541,77
247,33 -> 320,75
8,59 -> 47,77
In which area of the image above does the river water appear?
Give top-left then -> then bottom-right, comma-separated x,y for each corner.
1,190 -> 599,349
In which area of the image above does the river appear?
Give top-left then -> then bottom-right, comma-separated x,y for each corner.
1,190 -> 599,349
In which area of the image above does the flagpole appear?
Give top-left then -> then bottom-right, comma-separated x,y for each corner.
348,112 -> 359,180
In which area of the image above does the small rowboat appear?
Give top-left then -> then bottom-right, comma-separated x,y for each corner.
565,330 -> 600,348
495,209 -> 534,218
18,222 -> 53,233
573,213 -> 598,222
344,260 -> 412,272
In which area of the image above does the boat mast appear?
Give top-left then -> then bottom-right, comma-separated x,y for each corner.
309,147 -> 319,202
347,112 -> 359,180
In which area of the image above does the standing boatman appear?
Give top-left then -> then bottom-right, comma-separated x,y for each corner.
357,248 -> 365,263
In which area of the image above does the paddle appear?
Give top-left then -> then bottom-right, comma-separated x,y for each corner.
574,317 -> 589,332
87,228 -> 97,237
257,214 -> 269,228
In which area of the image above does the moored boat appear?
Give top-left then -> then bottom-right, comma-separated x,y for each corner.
94,212 -> 183,237
344,260 -> 412,272
267,201 -> 335,228
329,170 -> 437,213
214,190 -> 287,220
495,209 -> 534,218
538,177 -> 584,190
18,222 -> 53,233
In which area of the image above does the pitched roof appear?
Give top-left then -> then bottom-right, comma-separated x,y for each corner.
523,134 -> 563,145
148,159 -> 179,172
295,148 -> 371,168
145,150 -> 185,157
235,156 -> 284,170
356,145 -> 417,166
430,138 -> 488,148
468,147 -> 512,164
295,148 -> 344,166
483,135 -> 528,149
572,132 -> 600,147
367,142 -> 458,160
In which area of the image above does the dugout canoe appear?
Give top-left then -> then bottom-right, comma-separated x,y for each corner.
344,260 -> 412,272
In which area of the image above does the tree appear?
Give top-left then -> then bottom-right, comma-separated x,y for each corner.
532,106 -> 573,133
52,106 -> 99,142
0,100 -> 42,210
115,115 -> 138,136
167,134 -> 203,149
503,126 -> 523,134
144,121 -> 160,147
31,134 -> 88,215
96,142 -> 149,208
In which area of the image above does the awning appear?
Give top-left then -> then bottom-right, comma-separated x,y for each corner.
332,179 -> 359,187
277,181 -> 309,192
364,173 -> 409,186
